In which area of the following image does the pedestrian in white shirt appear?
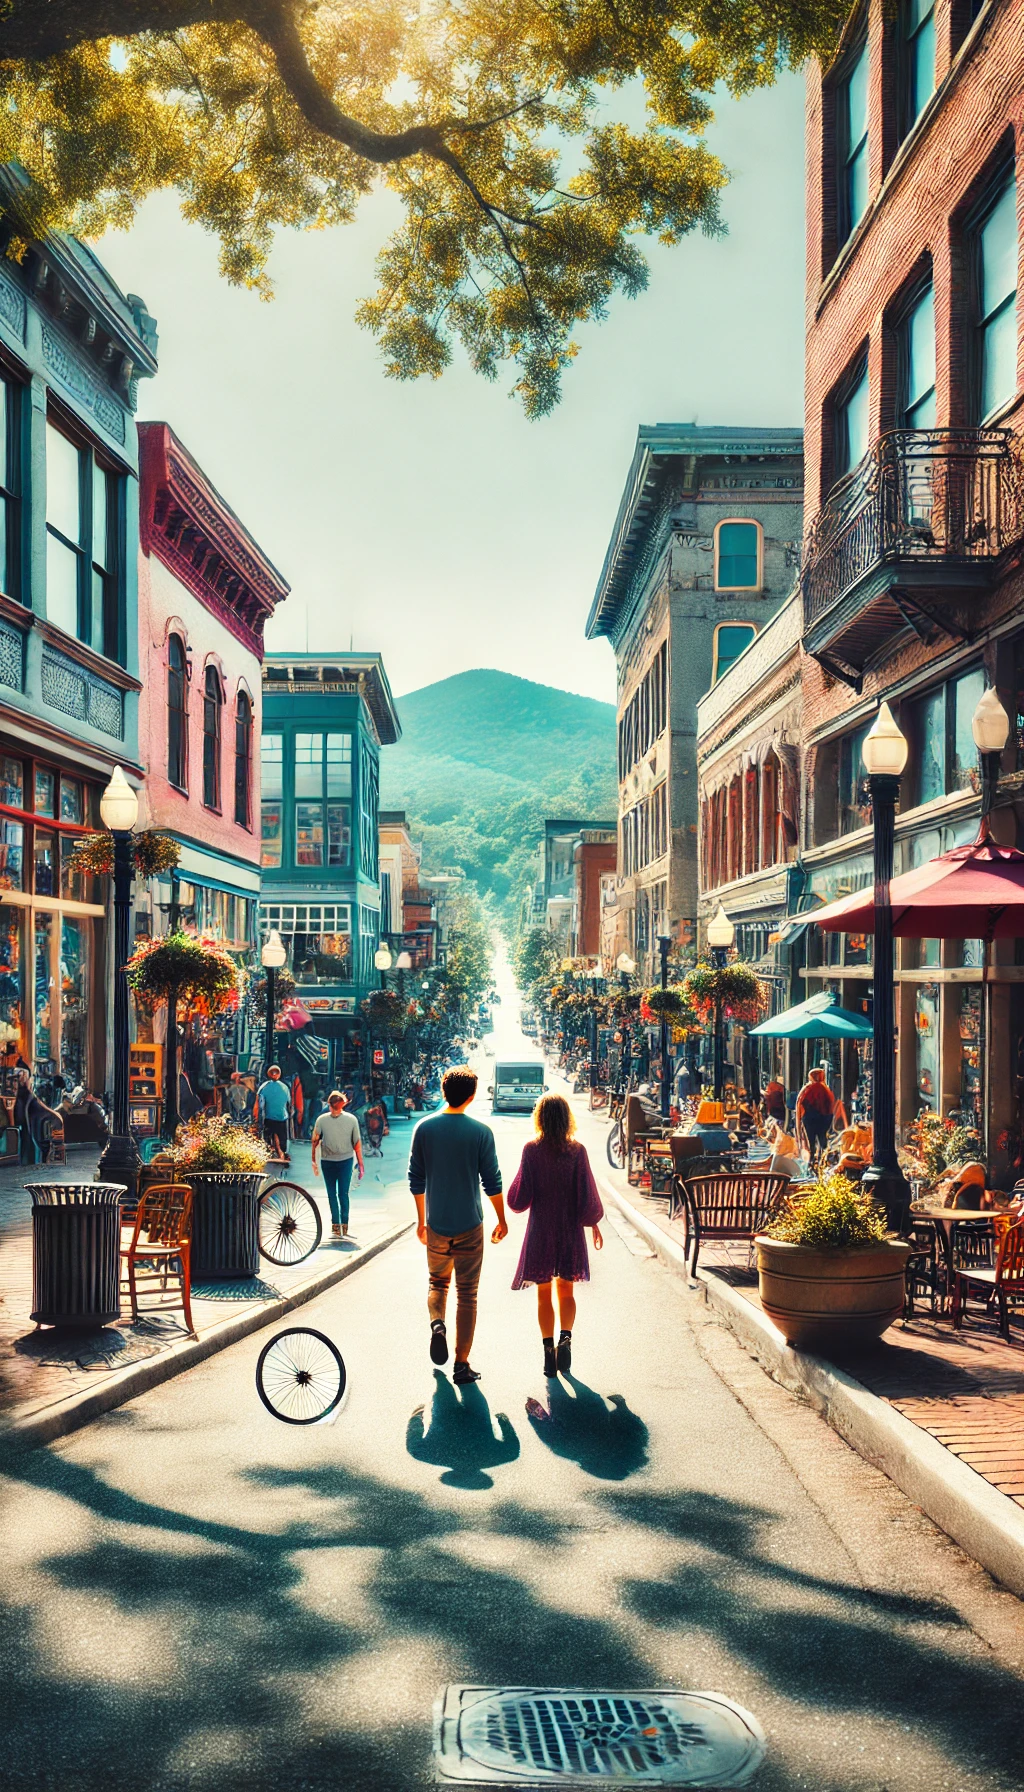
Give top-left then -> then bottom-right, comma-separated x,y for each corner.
311,1090 -> 364,1238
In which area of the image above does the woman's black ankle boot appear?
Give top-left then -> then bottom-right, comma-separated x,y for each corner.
543,1336 -> 557,1377
557,1330 -> 572,1375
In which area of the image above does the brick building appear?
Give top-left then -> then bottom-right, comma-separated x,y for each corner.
587,425 -> 804,981
797,0 -> 1024,1144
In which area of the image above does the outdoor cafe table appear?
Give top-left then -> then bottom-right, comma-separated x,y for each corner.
909,1205 -> 996,1298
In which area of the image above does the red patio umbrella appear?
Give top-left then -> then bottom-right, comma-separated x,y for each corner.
811,835 -> 1024,940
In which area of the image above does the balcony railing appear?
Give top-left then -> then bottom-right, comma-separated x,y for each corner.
802,428 -> 1020,630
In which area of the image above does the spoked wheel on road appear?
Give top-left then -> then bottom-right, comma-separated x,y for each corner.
258,1181 -> 323,1266
606,1116 -> 626,1169
255,1327 -> 346,1423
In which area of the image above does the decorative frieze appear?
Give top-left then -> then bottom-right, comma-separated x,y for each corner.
41,648 -> 123,739
0,268 -> 26,342
42,324 -> 127,444
0,622 -> 22,690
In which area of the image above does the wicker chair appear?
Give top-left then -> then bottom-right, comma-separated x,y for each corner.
121,1183 -> 195,1335
952,1218 -> 1024,1341
675,1171 -> 788,1278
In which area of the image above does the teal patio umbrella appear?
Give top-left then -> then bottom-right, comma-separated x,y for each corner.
748,989 -> 872,1041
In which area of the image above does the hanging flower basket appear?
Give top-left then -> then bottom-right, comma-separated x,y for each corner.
249,967 -> 297,1023
70,830 -> 181,879
683,962 -> 767,1026
640,986 -> 694,1027
361,989 -> 417,1037
125,930 -> 243,1018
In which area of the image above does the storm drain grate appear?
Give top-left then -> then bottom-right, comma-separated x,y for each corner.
434,1686 -> 765,1787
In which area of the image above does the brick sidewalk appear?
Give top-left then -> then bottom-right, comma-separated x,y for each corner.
616,1174 -> 1024,1512
0,1123 -> 416,1440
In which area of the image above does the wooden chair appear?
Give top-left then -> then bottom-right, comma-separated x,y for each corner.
121,1182 -> 195,1335
626,1095 -> 665,1185
667,1135 -> 710,1220
675,1172 -> 788,1279
952,1218 -> 1024,1341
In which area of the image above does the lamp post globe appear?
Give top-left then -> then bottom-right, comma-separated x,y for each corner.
97,766 -> 141,1195
706,904 -> 735,955
615,952 -> 636,976
860,703 -> 911,1232
972,687 -> 1010,822
396,951 -> 413,970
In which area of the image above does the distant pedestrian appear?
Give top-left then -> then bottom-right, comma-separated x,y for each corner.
408,1066 -> 507,1386
762,1079 -> 787,1127
311,1090 -> 364,1239
256,1064 -> 291,1163
506,1094 -> 603,1379
796,1065 -> 835,1162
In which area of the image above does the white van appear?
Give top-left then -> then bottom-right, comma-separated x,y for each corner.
490,1061 -> 546,1114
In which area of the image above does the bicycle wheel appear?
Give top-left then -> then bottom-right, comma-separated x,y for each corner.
607,1119 -> 626,1169
256,1327 -> 346,1423
258,1181 -> 323,1266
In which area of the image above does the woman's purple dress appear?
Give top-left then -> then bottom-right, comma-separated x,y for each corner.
507,1140 -> 604,1288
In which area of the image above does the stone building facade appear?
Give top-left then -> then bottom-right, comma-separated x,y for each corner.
587,425 -> 804,981
797,0 -> 1024,1144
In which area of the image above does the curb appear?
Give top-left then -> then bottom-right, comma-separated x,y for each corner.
601,1176 -> 1024,1600
0,1215 -> 414,1456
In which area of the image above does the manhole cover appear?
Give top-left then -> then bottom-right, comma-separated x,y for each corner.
434,1686 -> 765,1787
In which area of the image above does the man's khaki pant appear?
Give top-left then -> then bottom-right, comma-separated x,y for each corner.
426,1224 -> 484,1360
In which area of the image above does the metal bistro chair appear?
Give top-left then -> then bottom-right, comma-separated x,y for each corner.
121,1182 -> 195,1336
625,1095 -> 666,1186
675,1172 -> 788,1280
667,1135 -> 709,1220
903,1216 -> 942,1320
952,1217 -> 1024,1342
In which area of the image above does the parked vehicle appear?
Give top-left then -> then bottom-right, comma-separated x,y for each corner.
489,1061 -> 546,1114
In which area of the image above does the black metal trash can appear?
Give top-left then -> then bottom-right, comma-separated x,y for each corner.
184,1172 -> 263,1280
31,1182 -> 126,1326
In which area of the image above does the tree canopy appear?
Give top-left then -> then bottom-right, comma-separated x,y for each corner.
2,0 -> 846,413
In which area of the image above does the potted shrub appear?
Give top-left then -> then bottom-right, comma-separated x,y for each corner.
756,1172 -> 912,1351
169,1114 -> 271,1281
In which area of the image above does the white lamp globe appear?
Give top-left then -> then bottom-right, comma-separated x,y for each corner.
396,951 -> 413,970
261,929 -> 287,970
374,945 -> 393,971
706,904 -> 735,950
615,952 -> 636,975
99,766 -> 139,833
971,686 -> 1011,753
861,702 -> 909,777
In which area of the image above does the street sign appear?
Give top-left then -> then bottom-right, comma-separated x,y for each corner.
373,1048 -> 385,1066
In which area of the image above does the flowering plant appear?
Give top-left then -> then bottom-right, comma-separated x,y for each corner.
249,967 -> 297,1022
683,962 -> 766,1025
169,1112 -> 270,1174
361,989 -> 418,1036
639,986 -> 695,1026
70,830 -> 181,878
910,1112 -> 984,1179
125,930 -> 243,1018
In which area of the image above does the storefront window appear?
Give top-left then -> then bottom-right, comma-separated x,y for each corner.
957,938 -> 984,968
60,777 -> 83,825
34,829 -> 56,896
261,733 -> 283,869
34,769 -> 55,817
0,756 -> 22,808
34,912 -> 52,1066
60,917 -> 88,1088
845,931 -> 872,966
915,981 -> 940,1111
290,930 -> 353,984
958,986 -> 982,1126
0,909 -> 23,1045
0,819 -> 23,891
327,803 -> 351,868
951,667 -> 985,793
913,688 -> 945,804
838,724 -> 872,834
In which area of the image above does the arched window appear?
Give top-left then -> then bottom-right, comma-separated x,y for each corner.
202,665 -> 223,810
234,690 -> 252,827
713,622 -> 757,682
167,634 -> 188,789
715,521 -> 761,590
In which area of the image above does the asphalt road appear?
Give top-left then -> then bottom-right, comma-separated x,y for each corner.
2,964 -> 1023,1791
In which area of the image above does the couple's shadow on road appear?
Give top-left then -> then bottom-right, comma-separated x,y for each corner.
406,1371 -> 647,1488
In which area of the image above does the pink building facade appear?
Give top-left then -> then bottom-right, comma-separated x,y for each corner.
136,421 -> 289,962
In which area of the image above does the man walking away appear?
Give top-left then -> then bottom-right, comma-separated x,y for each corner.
311,1090 -> 364,1239
796,1065 -> 836,1163
409,1066 -> 507,1385
257,1064 -> 291,1163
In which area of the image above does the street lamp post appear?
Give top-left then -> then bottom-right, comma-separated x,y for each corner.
374,943 -> 392,990
616,952 -> 635,1091
97,767 -> 143,1197
971,686 -> 1011,1147
861,702 -> 912,1233
261,929 -> 287,1076
589,964 -> 601,1097
706,903 -> 735,1106
657,934 -> 671,1120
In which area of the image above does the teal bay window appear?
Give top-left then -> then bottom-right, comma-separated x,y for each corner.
261,732 -> 284,869
45,418 -> 122,660
260,901 -> 353,984
260,730 -> 354,871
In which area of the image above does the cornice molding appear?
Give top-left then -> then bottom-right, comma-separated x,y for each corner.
139,423 -> 289,661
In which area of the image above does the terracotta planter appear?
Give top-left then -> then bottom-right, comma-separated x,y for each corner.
755,1234 -> 913,1351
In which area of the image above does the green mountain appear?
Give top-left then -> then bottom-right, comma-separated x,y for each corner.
380,669 -> 617,908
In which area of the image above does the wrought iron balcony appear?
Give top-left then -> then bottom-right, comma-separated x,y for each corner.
802,428 -> 1021,686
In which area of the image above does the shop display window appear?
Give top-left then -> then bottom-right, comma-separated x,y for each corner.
33,912 -> 52,1066
60,778 -> 83,825
0,909 -> 23,1045
0,819 -> 23,891
915,981 -> 940,1111
59,917 -> 88,1089
958,986 -> 982,1126
33,830 -> 56,897
34,769 -> 55,817
0,757 -> 22,809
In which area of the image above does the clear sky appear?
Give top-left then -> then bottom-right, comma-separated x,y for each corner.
96,75 -> 806,707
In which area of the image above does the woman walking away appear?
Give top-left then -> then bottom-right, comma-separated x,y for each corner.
507,1094 -> 603,1378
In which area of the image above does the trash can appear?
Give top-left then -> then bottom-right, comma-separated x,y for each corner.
30,1182 -> 126,1326
184,1172 -> 263,1280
